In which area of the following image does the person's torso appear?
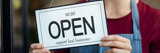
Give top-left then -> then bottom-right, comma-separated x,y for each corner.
54,1 -> 160,53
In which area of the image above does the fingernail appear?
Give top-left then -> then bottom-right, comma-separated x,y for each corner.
110,36 -> 114,40
43,49 -> 49,53
99,43 -> 104,46
104,42 -> 112,46
36,46 -> 41,49
102,37 -> 106,41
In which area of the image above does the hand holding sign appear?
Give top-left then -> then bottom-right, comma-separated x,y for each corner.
100,35 -> 132,53
29,43 -> 50,53
29,35 -> 132,53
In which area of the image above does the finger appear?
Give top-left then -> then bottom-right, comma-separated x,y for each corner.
102,35 -> 130,43
105,48 -> 130,53
31,43 -> 45,49
31,48 -> 50,53
100,41 -> 132,51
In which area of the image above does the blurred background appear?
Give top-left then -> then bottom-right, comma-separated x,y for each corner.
0,0 -> 160,53
0,0 -> 1,52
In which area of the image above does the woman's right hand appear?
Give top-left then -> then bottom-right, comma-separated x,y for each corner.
29,43 -> 51,53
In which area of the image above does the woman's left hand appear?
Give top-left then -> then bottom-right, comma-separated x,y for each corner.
99,35 -> 132,53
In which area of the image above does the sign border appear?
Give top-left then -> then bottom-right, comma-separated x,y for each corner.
35,0 -> 108,50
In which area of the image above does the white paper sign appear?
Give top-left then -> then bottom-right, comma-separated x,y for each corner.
35,1 -> 108,50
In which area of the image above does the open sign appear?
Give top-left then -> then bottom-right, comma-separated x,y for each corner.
48,16 -> 96,39
35,1 -> 108,50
